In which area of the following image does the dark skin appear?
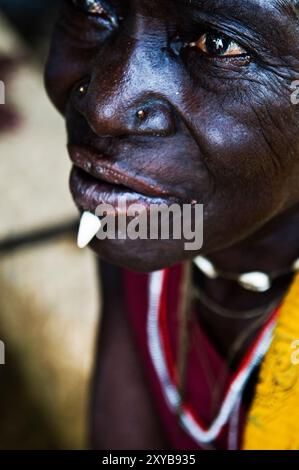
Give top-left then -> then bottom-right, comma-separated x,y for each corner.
45,0 -> 299,449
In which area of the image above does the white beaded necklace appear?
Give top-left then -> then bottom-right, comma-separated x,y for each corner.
193,255 -> 299,293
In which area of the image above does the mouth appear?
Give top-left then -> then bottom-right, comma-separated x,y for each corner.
68,144 -> 177,213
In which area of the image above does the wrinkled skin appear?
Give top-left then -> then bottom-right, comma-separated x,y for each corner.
45,0 -> 299,449
46,0 -> 299,272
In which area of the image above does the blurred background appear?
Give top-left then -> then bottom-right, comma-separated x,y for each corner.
0,0 -> 99,449
0,0 -> 61,52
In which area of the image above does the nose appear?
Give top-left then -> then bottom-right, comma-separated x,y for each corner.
71,36 -> 177,138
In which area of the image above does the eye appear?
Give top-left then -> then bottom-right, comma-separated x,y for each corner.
72,0 -> 106,15
193,32 -> 247,58
71,0 -> 117,25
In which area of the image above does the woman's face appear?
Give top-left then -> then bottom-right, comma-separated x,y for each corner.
45,0 -> 299,271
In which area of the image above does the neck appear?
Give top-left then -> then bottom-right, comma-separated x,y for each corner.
194,203 -> 299,362
209,203 -> 299,274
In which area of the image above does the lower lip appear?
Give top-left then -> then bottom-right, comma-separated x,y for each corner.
70,167 -> 174,214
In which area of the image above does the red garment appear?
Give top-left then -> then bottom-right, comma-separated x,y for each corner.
122,265 -> 249,450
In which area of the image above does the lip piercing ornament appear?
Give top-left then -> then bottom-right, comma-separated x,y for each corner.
77,211 -> 101,248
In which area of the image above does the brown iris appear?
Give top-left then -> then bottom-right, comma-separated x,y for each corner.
195,32 -> 247,57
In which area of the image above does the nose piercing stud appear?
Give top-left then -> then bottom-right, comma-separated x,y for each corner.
78,83 -> 88,96
136,109 -> 146,120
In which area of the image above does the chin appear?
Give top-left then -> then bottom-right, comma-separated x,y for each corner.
89,237 -> 194,272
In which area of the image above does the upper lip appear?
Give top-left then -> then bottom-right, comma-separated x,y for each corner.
68,144 -> 169,198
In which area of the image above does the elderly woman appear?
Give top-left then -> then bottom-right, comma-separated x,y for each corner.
45,0 -> 299,450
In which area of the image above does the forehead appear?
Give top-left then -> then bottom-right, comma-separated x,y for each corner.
135,0 -> 298,18
173,0 -> 299,16
173,0 -> 295,10
126,0 -> 299,34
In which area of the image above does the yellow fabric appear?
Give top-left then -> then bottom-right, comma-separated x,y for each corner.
243,273 -> 299,450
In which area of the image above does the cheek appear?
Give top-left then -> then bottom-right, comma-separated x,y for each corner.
45,31 -> 94,114
185,105 -> 295,250
192,100 -> 294,196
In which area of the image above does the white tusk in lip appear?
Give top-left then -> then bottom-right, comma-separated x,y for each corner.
77,211 -> 102,249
